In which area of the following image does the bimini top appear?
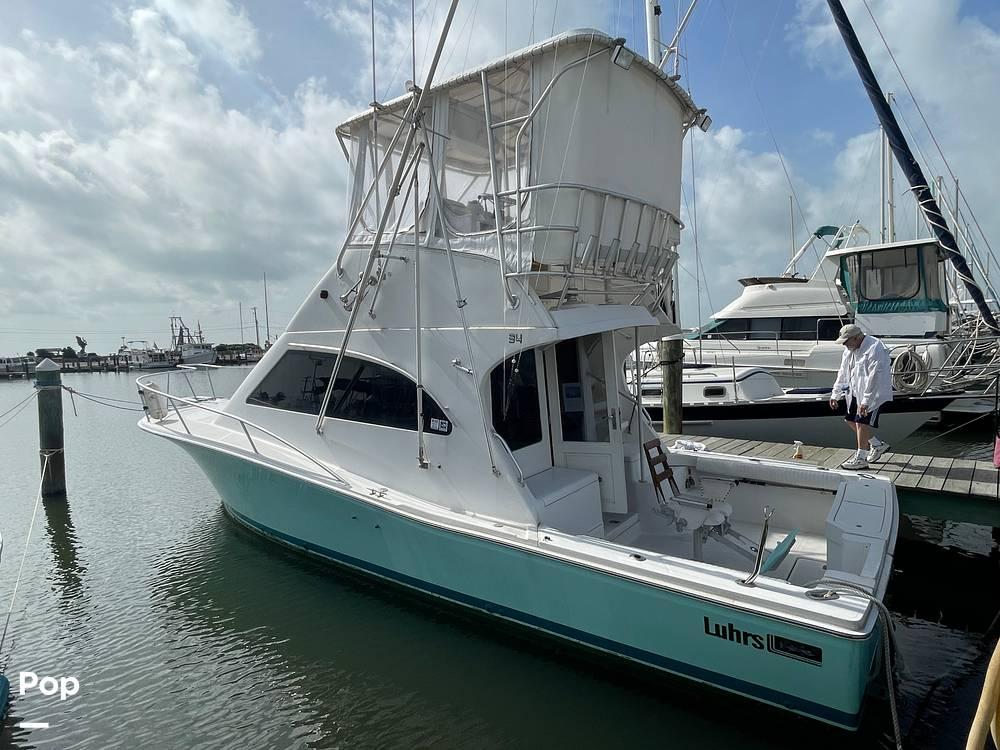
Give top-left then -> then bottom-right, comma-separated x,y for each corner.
336,28 -> 701,132
823,236 -> 942,259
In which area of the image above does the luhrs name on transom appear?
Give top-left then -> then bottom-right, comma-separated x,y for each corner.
703,616 -> 765,650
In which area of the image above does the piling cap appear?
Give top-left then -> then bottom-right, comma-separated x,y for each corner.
35,358 -> 61,372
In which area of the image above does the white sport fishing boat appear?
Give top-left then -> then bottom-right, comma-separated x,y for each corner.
138,5 -> 898,730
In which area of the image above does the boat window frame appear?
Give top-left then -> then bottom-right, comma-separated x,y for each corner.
489,347 -> 545,452
844,246 -> 924,302
245,345 -> 453,436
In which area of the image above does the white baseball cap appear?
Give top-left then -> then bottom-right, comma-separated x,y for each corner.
835,324 -> 864,344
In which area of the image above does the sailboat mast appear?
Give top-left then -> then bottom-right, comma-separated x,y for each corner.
826,0 -> 999,332
885,92 -> 895,242
878,125 -> 885,242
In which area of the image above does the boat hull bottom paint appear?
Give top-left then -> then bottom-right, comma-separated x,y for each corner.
183,442 -> 878,729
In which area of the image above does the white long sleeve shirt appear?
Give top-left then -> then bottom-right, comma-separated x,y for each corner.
832,335 -> 893,409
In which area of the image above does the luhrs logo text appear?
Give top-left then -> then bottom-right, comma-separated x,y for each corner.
703,616 -> 765,650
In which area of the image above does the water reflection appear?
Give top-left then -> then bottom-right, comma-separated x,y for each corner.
42,495 -> 87,606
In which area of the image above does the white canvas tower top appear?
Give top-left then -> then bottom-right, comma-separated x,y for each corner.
332,29 -> 703,321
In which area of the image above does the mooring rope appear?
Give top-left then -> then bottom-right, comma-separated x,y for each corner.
0,390 -> 38,430
0,390 -> 38,422
809,578 -> 903,749
0,452 -> 52,660
60,386 -> 144,413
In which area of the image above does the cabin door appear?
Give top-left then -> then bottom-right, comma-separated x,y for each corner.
546,333 -> 628,513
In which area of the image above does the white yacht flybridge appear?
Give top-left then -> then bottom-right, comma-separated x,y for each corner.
690,224 -> 959,389
138,5 -> 898,731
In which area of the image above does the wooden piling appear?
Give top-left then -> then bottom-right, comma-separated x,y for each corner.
659,338 -> 683,434
35,358 -> 66,498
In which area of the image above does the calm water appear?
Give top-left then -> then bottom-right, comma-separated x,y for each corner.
0,370 -> 995,748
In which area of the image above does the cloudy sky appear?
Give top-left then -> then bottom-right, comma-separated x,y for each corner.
1,0 -> 998,355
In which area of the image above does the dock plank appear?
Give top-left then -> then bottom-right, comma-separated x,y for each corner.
808,447 -> 839,466
915,456 -> 954,493
713,439 -> 748,453
872,454 -> 909,484
942,459 -> 977,496
656,431 -> 1000,500
894,454 -> 933,489
756,442 -> 793,459
970,463 -> 999,498
732,440 -> 765,456
820,449 -> 856,468
700,437 -> 733,450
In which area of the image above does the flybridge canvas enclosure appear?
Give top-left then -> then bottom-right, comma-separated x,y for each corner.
335,30 -> 697,312
833,238 -> 949,335
527,41 -> 686,265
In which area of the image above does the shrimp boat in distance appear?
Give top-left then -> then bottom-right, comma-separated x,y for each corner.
138,3 -> 898,731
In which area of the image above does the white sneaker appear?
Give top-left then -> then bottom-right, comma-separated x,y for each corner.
867,440 -> 890,463
841,451 -> 869,471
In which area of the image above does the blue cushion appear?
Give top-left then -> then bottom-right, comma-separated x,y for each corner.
761,530 -> 799,573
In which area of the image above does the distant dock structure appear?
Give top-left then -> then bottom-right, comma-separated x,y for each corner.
0,353 -> 131,380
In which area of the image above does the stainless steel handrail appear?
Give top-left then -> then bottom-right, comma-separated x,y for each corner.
491,430 -> 525,486
136,368 -> 350,487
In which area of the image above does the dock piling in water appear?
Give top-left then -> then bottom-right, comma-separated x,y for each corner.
35,358 -> 66,498
659,338 -> 683,434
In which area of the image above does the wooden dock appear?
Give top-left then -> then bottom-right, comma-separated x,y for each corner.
660,433 -> 1000,500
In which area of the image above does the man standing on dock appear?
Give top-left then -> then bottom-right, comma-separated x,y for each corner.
829,324 -> 893,470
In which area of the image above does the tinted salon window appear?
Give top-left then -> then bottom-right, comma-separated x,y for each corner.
491,351 -> 542,451
247,349 -> 452,435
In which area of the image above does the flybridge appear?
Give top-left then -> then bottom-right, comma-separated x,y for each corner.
333,29 -> 704,320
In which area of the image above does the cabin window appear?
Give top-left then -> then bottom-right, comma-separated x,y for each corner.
490,351 -> 543,451
848,247 -> 922,301
778,317 -> 813,341
747,318 -> 781,340
703,386 -> 727,398
247,350 -> 452,435
701,318 -> 749,340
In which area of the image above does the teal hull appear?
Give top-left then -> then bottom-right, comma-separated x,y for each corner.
184,444 -> 878,728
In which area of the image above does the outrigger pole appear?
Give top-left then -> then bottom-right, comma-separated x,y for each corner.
826,0 -> 1000,333
316,0 -> 461,434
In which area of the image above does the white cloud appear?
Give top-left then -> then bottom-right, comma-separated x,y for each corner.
809,127 -> 835,145
152,0 -> 261,67
0,6 -> 352,351
307,0 -> 609,101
